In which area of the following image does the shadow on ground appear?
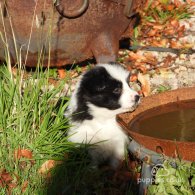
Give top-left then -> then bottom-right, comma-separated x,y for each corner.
45,147 -> 139,195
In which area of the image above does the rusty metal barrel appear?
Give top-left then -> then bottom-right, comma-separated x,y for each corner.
118,87 -> 195,162
0,0 -> 145,67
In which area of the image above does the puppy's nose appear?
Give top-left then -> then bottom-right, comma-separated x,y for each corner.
134,95 -> 140,103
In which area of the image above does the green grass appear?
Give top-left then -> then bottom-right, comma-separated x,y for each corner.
0,65 -> 87,194
0,65 -> 101,194
156,84 -> 171,93
131,0 -> 193,45
143,0 -> 192,23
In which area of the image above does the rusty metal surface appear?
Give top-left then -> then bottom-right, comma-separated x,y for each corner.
0,0 -> 145,67
117,87 -> 195,162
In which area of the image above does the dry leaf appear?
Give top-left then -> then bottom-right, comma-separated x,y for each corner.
166,4 -> 175,11
182,43 -> 194,49
130,74 -> 138,82
190,2 -> 195,6
137,65 -> 148,74
147,29 -> 158,37
150,40 -> 163,47
177,25 -> 185,37
38,160 -> 63,175
153,24 -> 164,30
170,19 -> 179,28
164,28 -> 176,36
0,169 -> 13,184
7,182 -> 17,189
174,0 -> 182,7
14,149 -> 33,160
162,55 -> 176,68
57,68 -> 66,79
143,53 -> 158,66
170,40 -> 182,49
128,52 -> 142,61
0,169 -> 18,193
38,160 -> 56,174
137,73 -> 151,97
21,180 -> 28,193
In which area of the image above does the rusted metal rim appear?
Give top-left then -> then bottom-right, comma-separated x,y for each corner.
55,0 -> 89,18
117,87 -> 195,162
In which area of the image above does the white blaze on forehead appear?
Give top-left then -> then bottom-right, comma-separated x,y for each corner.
97,63 -> 129,82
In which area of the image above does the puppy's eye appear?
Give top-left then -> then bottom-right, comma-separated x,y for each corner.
113,88 -> 122,94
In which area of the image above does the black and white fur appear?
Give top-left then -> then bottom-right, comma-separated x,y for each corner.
66,63 -> 140,168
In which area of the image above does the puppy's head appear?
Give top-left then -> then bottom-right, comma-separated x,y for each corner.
69,63 -> 140,121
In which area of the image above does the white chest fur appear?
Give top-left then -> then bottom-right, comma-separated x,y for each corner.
68,117 -> 129,166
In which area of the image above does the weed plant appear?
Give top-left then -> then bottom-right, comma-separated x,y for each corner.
0,65 -> 73,193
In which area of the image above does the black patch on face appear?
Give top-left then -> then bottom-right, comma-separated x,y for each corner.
72,66 -> 123,122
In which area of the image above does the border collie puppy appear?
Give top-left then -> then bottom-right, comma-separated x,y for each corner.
66,63 -> 140,168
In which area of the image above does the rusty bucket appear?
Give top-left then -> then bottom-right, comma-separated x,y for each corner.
0,0 -> 145,67
117,87 -> 195,162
